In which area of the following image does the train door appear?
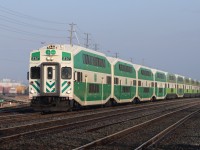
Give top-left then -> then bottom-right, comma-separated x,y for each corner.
41,63 -> 59,95
119,80 -> 122,100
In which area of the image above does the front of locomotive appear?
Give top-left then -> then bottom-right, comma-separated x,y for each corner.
28,45 -> 73,112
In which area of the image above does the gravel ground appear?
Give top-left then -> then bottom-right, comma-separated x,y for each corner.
1,101 -> 199,150
94,106 -> 200,150
150,111 -> 200,150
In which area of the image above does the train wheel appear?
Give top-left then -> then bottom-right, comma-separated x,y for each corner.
105,100 -> 112,107
150,96 -> 156,102
133,98 -> 140,104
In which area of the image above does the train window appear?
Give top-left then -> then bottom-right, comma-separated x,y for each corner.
151,82 -> 154,87
114,78 -> 119,85
77,72 -> 82,82
47,67 -> 53,79
107,76 -> 111,84
138,81 -> 141,87
143,87 -> 149,93
122,86 -> 130,93
83,54 -> 106,68
159,88 -> 163,93
133,80 -> 136,86
61,67 -> 72,79
155,82 -> 157,88
119,64 -> 132,73
157,73 -> 165,80
31,67 -> 40,79
89,84 -> 99,93
141,69 -> 151,77
169,75 -> 175,81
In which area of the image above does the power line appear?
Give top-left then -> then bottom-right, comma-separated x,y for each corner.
74,31 -> 80,46
0,24 -> 66,38
0,4 -> 68,24
1,34 -> 42,43
0,14 -> 66,32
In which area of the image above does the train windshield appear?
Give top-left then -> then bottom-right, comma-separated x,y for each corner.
31,67 -> 40,79
61,67 -> 72,79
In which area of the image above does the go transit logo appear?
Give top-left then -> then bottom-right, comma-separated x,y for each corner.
46,49 -> 56,55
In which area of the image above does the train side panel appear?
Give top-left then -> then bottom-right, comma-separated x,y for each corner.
73,50 -> 112,106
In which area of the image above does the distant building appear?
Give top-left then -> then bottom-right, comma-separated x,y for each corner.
0,78 -> 27,95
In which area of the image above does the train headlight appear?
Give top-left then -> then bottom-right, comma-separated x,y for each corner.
46,57 -> 50,61
67,90 -> 71,94
30,90 -> 35,94
50,57 -> 54,61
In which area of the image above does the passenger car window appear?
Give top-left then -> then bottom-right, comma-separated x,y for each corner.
31,67 -> 40,79
61,67 -> 72,79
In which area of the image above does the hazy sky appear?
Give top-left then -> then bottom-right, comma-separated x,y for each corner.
0,0 -> 200,82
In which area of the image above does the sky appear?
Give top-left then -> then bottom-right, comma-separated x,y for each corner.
0,0 -> 200,83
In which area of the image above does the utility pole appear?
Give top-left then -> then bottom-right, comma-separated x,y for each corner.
68,23 -> 76,46
142,58 -> 144,65
84,33 -> 90,48
94,44 -> 98,51
130,58 -> 133,63
115,53 -> 119,58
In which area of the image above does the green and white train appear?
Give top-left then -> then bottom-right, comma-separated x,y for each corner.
28,44 -> 200,111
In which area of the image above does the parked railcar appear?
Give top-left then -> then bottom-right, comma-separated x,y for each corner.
166,73 -> 177,99
73,49 -> 112,107
153,70 -> 167,100
176,75 -> 184,98
190,79 -> 196,98
28,44 -> 200,112
112,59 -> 137,103
136,66 -> 154,101
184,77 -> 191,98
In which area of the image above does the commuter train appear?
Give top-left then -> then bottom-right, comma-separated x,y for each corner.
28,44 -> 200,111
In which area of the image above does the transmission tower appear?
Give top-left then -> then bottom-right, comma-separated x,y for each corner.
68,23 -> 76,46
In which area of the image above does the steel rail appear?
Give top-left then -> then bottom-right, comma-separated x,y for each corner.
135,109 -> 200,150
73,103 -> 200,150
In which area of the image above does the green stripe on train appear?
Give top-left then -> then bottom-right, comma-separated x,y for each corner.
46,88 -> 55,93
74,82 -> 111,101
114,85 -> 136,100
62,84 -> 70,93
46,82 -> 55,88
32,83 -> 40,93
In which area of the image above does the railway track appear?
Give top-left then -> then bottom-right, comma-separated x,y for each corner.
0,98 -> 196,126
0,98 -> 199,147
73,102 -> 200,149
0,104 -> 31,114
153,109 -> 200,149
135,109 -> 200,150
